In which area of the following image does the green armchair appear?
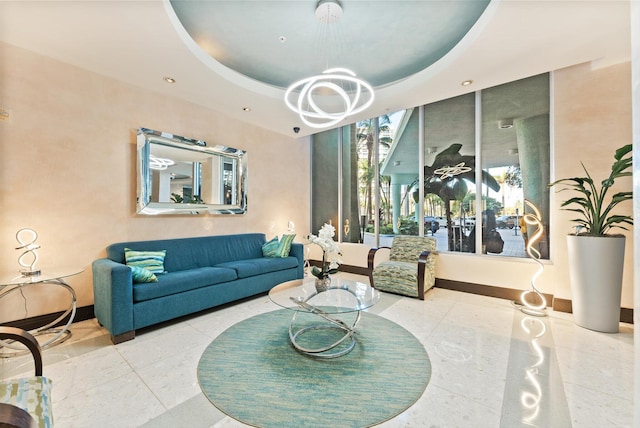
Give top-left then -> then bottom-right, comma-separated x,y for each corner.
0,327 -> 53,428
367,235 -> 437,300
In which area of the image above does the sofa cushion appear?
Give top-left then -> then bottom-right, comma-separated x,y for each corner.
216,257 -> 298,279
261,236 -> 280,257
130,266 -> 158,283
275,234 -> 296,257
133,267 -> 237,302
125,248 -> 166,273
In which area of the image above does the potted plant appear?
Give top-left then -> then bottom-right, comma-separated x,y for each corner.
549,144 -> 632,332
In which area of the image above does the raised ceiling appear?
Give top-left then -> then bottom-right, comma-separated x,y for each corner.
0,1 -> 631,137
169,0 -> 490,88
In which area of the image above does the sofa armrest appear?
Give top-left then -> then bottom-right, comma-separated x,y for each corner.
367,246 -> 391,286
92,258 -> 134,339
289,243 -> 304,279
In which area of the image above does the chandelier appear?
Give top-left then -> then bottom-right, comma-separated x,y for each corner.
284,0 -> 374,129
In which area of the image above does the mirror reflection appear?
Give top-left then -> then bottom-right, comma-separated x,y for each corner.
136,128 -> 247,215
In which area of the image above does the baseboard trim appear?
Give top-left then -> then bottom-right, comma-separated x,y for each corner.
552,298 -> 633,324
1,305 -> 95,331
434,278 -> 555,308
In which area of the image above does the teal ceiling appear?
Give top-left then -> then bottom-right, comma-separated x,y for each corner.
169,0 -> 490,88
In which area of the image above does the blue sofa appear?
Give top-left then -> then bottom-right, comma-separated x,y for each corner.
92,233 -> 303,343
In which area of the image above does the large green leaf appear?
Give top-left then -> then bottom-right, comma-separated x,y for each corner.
549,143 -> 633,235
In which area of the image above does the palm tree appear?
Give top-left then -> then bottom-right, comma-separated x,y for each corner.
356,116 -> 392,222
411,144 -> 500,251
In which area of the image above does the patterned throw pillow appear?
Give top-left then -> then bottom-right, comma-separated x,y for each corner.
124,248 -> 166,273
130,265 -> 158,283
262,237 -> 280,257
276,234 -> 296,258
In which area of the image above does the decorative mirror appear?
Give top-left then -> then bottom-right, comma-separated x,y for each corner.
136,128 -> 247,215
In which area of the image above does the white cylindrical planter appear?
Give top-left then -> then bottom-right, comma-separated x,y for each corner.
567,235 -> 625,333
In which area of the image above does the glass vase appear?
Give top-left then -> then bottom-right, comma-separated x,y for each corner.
315,276 -> 331,293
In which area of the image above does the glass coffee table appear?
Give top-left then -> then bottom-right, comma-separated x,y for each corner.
269,276 -> 380,358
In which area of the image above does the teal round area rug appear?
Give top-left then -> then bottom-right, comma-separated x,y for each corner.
197,309 -> 431,428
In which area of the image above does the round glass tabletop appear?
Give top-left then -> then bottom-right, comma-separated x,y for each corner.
0,268 -> 84,287
269,276 -> 380,315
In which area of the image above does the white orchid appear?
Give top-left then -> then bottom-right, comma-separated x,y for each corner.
308,223 -> 342,279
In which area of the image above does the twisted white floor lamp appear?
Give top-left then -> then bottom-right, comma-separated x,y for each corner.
516,199 -> 547,317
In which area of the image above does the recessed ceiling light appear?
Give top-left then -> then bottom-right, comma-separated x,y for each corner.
242,107 -> 251,112
461,80 -> 473,86
163,76 -> 176,84
279,36 -> 286,43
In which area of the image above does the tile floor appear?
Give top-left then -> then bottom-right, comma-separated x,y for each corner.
1,272 -> 634,427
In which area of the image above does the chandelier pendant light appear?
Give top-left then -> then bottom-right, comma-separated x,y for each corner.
284,0 -> 374,129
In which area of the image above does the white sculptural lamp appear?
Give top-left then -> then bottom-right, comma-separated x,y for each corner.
517,200 -> 547,316
15,228 -> 41,277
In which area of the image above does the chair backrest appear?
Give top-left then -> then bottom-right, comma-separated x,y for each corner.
389,236 -> 436,263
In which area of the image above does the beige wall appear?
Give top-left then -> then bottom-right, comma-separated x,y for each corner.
0,42 -> 634,322
0,42 -> 311,322
553,61 -> 634,306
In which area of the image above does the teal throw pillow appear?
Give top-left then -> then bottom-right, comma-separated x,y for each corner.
124,248 -> 166,273
130,266 -> 158,283
262,237 -> 280,258
276,234 -> 296,258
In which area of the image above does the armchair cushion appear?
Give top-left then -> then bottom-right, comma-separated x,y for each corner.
0,327 -> 53,428
0,377 -> 53,428
368,236 -> 437,300
372,261 -> 424,298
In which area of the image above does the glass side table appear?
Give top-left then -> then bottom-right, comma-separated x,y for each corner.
269,277 -> 380,358
0,268 -> 82,357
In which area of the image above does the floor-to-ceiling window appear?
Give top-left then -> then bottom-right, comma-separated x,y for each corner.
480,73 -> 550,259
312,73 -> 550,260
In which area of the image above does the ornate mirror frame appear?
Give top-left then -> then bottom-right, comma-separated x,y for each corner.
136,128 -> 247,215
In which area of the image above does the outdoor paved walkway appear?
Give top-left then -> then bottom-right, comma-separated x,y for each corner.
364,227 -> 528,258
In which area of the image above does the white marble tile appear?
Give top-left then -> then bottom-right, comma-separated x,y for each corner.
377,384 -> 502,427
563,382 -> 634,427
555,344 -> 634,400
427,317 -> 513,368
427,346 -> 507,411
549,315 -> 634,364
116,323 -> 212,373
211,417 -> 251,428
53,372 -> 166,427
377,294 -> 455,341
134,340 -> 209,409
45,346 -> 133,400
443,299 -> 516,337
187,296 -> 275,339
140,393 -> 229,428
